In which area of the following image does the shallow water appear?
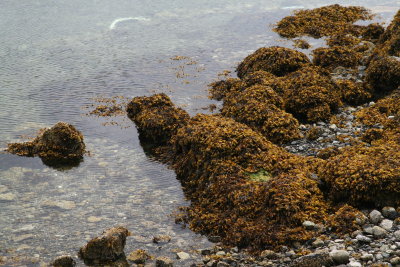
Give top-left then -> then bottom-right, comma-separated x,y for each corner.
0,0 -> 398,265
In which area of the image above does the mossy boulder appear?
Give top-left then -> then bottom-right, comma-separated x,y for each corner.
236,46 -> 310,78
7,122 -> 85,167
319,143 -> 400,207
126,93 -> 190,144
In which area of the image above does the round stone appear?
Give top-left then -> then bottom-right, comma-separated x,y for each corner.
329,250 -> 350,264
369,210 -> 383,224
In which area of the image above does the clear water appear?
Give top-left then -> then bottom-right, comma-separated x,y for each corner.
0,0 -> 398,265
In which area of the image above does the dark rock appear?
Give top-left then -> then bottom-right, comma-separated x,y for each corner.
127,249 -> 151,264
78,226 -> 130,264
153,235 -> 172,244
156,256 -> 174,267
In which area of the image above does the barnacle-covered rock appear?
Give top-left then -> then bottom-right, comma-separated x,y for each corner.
126,93 -> 189,144
236,46 -> 310,78
221,86 -> 300,144
7,122 -> 85,167
318,143 -> 400,207
335,79 -> 372,106
365,57 -> 400,93
273,4 -> 373,39
312,46 -> 361,69
78,226 -> 130,264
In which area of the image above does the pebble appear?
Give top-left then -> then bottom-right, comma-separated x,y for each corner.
372,226 -> 387,238
382,207 -> 398,220
370,210 -> 383,224
356,234 -> 372,243
329,250 -> 349,264
380,219 -> 393,231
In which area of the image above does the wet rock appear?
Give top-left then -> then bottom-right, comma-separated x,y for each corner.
156,256 -> 173,267
87,216 -> 102,223
51,255 -> 76,267
7,122 -> 85,168
78,226 -> 130,263
260,250 -> 278,259
329,250 -> 349,264
127,249 -> 151,264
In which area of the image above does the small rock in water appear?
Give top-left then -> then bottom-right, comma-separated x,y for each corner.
127,249 -> 151,264
78,226 -> 130,263
51,255 -> 76,267
41,200 -> 76,210
156,256 -> 173,267
153,235 -> 171,244
176,251 -> 190,260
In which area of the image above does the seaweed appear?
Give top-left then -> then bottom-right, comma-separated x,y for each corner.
335,79 -> 372,106
312,46 -> 362,70
365,56 -> 400,93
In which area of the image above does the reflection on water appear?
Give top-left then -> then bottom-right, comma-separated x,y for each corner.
0,0 -> 397,265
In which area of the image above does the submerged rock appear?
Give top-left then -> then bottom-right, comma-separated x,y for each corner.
78,226 -> 130,264
7,122 -> 85,168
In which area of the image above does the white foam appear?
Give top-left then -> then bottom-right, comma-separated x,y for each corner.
109,17 -> 150,30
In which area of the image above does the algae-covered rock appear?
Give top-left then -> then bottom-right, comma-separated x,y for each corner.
274,4 -> 373,39
7,122 -> 85,167
78,226 -> 130,264
335,79 -> 372,106
312,46 -> 361,69
374,10 -> 400,57
126,93 -> 190,144
236,46 -> 310,78
361,23 -> 384,43
209,78 -> 244,101
326,205 -> 364,234
365,57 -> 400,93
319,143 -> 400,207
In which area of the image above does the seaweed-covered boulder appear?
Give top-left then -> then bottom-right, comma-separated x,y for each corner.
361,23 -> 385,43
312,46 -> 361,69
208,78 -> 244,101
51,255 -> 76,267
78,227 -> 130,264
326,34 -> 361,48
273,4 -> 373,39
126,93 -> 189,144
221,85 -> 300,144
335,79 -> 372,106
318,143 -> 400,207
365,56 -> 400,92
7,122 -> 85,167
236,46 -> 310,78
374,10 -> 400,57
